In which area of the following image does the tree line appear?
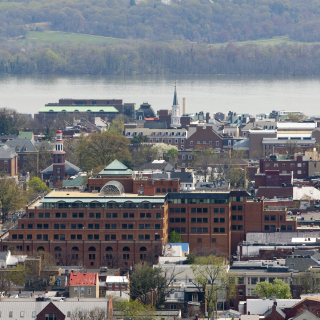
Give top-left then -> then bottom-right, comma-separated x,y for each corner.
1,41 -> 320,75
1,0 -> 320,43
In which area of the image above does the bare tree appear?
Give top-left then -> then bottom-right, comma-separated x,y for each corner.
70,308 -> 108,320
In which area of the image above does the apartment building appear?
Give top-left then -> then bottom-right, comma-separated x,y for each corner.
3,184 -> 297,269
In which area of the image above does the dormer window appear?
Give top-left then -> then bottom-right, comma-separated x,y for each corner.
171,132 -> 174,136
165,132 -> 168,136
126,132 -> 131,136
22,145 -> 27,152
15,146 -> 20,152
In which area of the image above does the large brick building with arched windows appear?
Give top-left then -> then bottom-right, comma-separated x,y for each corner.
2,160 -> 298,269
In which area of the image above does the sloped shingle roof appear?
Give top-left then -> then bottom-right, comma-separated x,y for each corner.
41,161 -> 80,175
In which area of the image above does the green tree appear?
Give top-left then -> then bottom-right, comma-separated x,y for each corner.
253,279 -> 292,298
130,264 -> 182,309
27,177 -> 51,194
0,176 -> 27,221
131,133 -> 149,145
299,269 -> 320,294
132,145 -> 158,167
228,166 -> 248,189
284,112 -> 307,122
166,148 -> 178,162
42,127 -> 55,141
168,230 -> 182,243
75,131 -> 131,170
191,146 -> 217,180
108,115 -> 130,135
152,143 -> 177,159
191,255 -> 236,317
115,300 -> 155,320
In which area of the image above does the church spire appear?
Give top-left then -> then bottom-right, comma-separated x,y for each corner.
173,81 -> 178,106
171,81 -> 181,128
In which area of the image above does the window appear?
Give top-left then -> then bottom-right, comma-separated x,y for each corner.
88,288 -> 91,295
220,228 -> 225,233
32,311 -> 36,318
265,215 -> 269,221
214,208 -> 218,213
170,305 -> 177,310
220,218 -> 225,223
214,228 -> 219,233
220,208 -> 225,213
9,311 -> 13,317
216,141 -> 219,146
238,215 -> 243,220
191,228 -> 196,233
190,141 -> 193,146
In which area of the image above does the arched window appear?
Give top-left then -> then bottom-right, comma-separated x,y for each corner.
123,201 -> 134,209
106,247 -> 113,251
37,246 -> 45,251
88,246 -> 96,251
54,246 -> 62,251
123,246 -> 130,252
71,246 -> 79,251
140,246 -> 147,252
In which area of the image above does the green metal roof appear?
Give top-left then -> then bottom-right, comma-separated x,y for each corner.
38,106 -> 119,113
99,159 -> 133,175
18,131 -> 33,140
62,176 -> 84,187
40,197 -> 165,204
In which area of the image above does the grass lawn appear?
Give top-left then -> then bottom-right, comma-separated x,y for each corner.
209,36 -> 320,47
22,31 -> 121,44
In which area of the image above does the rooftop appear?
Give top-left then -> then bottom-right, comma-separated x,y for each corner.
68,272 -> 97,286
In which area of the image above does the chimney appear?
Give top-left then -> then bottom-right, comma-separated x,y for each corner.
272,301 -> 277,312
181,167 -> 185,172
206,112 -> 210,123
183,98 -> 186,115
186,125 -> 189,131
175,162 -> 178,170
166,156 -> 170,162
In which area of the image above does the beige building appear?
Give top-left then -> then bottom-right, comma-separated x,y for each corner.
68,271 -> 99,298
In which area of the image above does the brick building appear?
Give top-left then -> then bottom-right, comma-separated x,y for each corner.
88,159 -> 180,194
0,145 -> 18,176
35,98 -> 136,122
67,271 -> 99,298
41,130 -> 80,188
260,156 -> 309,179
3,185 -> 297,268
255,170 -> 293,189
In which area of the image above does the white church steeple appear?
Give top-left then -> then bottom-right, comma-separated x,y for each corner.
171,81 -> 181,127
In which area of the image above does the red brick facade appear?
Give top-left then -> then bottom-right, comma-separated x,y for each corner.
3,189 -> 297,268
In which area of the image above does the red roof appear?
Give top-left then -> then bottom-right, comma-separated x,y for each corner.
68,272 -> 98,286
56,130 -> 62,134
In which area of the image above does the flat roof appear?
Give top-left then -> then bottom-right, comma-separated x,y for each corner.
44,190 -> 165,198
38,106 -> 119,113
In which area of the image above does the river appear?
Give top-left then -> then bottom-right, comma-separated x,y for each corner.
1,74 -> 320,117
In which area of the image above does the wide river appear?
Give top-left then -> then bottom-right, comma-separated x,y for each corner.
2,74 -> 320,117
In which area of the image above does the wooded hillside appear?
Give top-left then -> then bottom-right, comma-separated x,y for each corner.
1,0 -> 320,43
